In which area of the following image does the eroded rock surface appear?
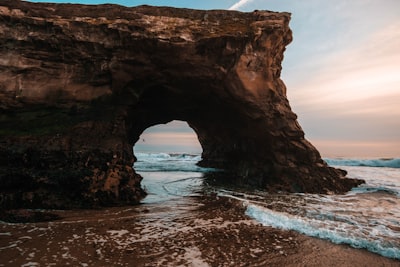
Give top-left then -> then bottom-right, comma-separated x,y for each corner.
0,0 -> 363,208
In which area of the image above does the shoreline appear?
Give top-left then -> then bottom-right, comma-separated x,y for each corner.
1,195 -> 398,266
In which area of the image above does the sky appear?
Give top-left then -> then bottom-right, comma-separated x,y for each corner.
29,0 -> 400,157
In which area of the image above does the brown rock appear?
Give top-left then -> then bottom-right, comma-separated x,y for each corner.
0,1 -> 363,208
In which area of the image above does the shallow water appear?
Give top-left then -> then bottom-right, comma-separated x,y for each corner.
231,164 -> 400,260
0,154 -> 399,265
136,154 -> 400,260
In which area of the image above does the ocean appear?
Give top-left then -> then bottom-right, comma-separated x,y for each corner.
135,152 -> 400,260
1,151 -> 399,266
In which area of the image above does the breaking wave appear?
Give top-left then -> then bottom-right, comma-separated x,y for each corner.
134,152 -> 217,172
245,203 -> 400,260
324,158 -> 400,168
135,152 -> 400,260
219,162 -> 400,260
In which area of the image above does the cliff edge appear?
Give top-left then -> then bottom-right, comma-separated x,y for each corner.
0,1 -> 363,208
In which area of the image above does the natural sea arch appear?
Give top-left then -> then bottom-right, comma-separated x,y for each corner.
115,73 -> 362,199
0,2 -> 364,209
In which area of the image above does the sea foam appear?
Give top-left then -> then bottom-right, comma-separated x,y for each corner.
325,158 -> 400,168
245,204 -> 400,260
134,152 -> 217,172
136,153 -> 400,260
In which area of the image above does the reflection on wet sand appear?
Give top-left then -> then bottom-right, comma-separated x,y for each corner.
1,194 -> 399,267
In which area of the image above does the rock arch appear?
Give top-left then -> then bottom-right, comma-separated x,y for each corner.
0,1 -> 363,208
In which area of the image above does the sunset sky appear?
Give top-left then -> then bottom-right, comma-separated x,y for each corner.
29,0 -> 400,157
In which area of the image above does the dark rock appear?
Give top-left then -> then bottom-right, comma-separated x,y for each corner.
0,1 -> 363,209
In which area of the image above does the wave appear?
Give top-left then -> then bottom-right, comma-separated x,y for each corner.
350,185 -> 400,196
136,154 -> 400,169
136,152 -> 202,162
245,203 -> 400,260
134,152 -> 217,173
324,158 -> 400,168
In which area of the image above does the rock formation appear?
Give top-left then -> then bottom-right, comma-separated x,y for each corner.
0,1 -> 363,209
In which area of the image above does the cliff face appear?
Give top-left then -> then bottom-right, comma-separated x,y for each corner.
0,1 -> 362,208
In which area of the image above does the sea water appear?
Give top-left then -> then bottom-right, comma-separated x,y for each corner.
134,153 -> 217,204
135,153 -> 400,260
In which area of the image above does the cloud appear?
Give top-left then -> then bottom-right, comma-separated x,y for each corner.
228,0 -> 254,10
288,20 -> 400,111
270,1 -> 400,156
311,139 -> 400,158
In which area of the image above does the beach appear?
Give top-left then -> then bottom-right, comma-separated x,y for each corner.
1,194 -> 399,266
1,153 -> 399,266
1,1 -> 399,265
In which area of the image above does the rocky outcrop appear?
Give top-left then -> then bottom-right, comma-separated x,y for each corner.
0,1 -> 363,209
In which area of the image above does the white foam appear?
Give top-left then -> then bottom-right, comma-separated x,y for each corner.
182,246 -> 210,267
0,232 -> 11,236
344,166 -> 400,197
217,165 -> 400,261
19,236 -> 33,240
21,263 -> 39,267
107,230 -> 129,238
0,243 -> 17,250
134,152 -> 218,172
245,204 -> 400,260
325,158 -> 400,168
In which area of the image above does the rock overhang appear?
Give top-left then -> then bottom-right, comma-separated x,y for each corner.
0,1 -> 363,209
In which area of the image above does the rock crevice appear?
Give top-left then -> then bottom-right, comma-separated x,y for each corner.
0,1 -> 362,208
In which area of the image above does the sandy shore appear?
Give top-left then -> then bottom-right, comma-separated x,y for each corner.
0,195 -> 399,266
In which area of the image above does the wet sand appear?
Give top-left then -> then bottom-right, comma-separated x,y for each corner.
1,195 -> 399,267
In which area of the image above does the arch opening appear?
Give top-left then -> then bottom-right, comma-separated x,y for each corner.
133,120 -> 202,155
133,120 -> 207,204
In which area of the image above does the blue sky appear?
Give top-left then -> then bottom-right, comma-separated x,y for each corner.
29,0 -> 238,9
29,0 -> 400,157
